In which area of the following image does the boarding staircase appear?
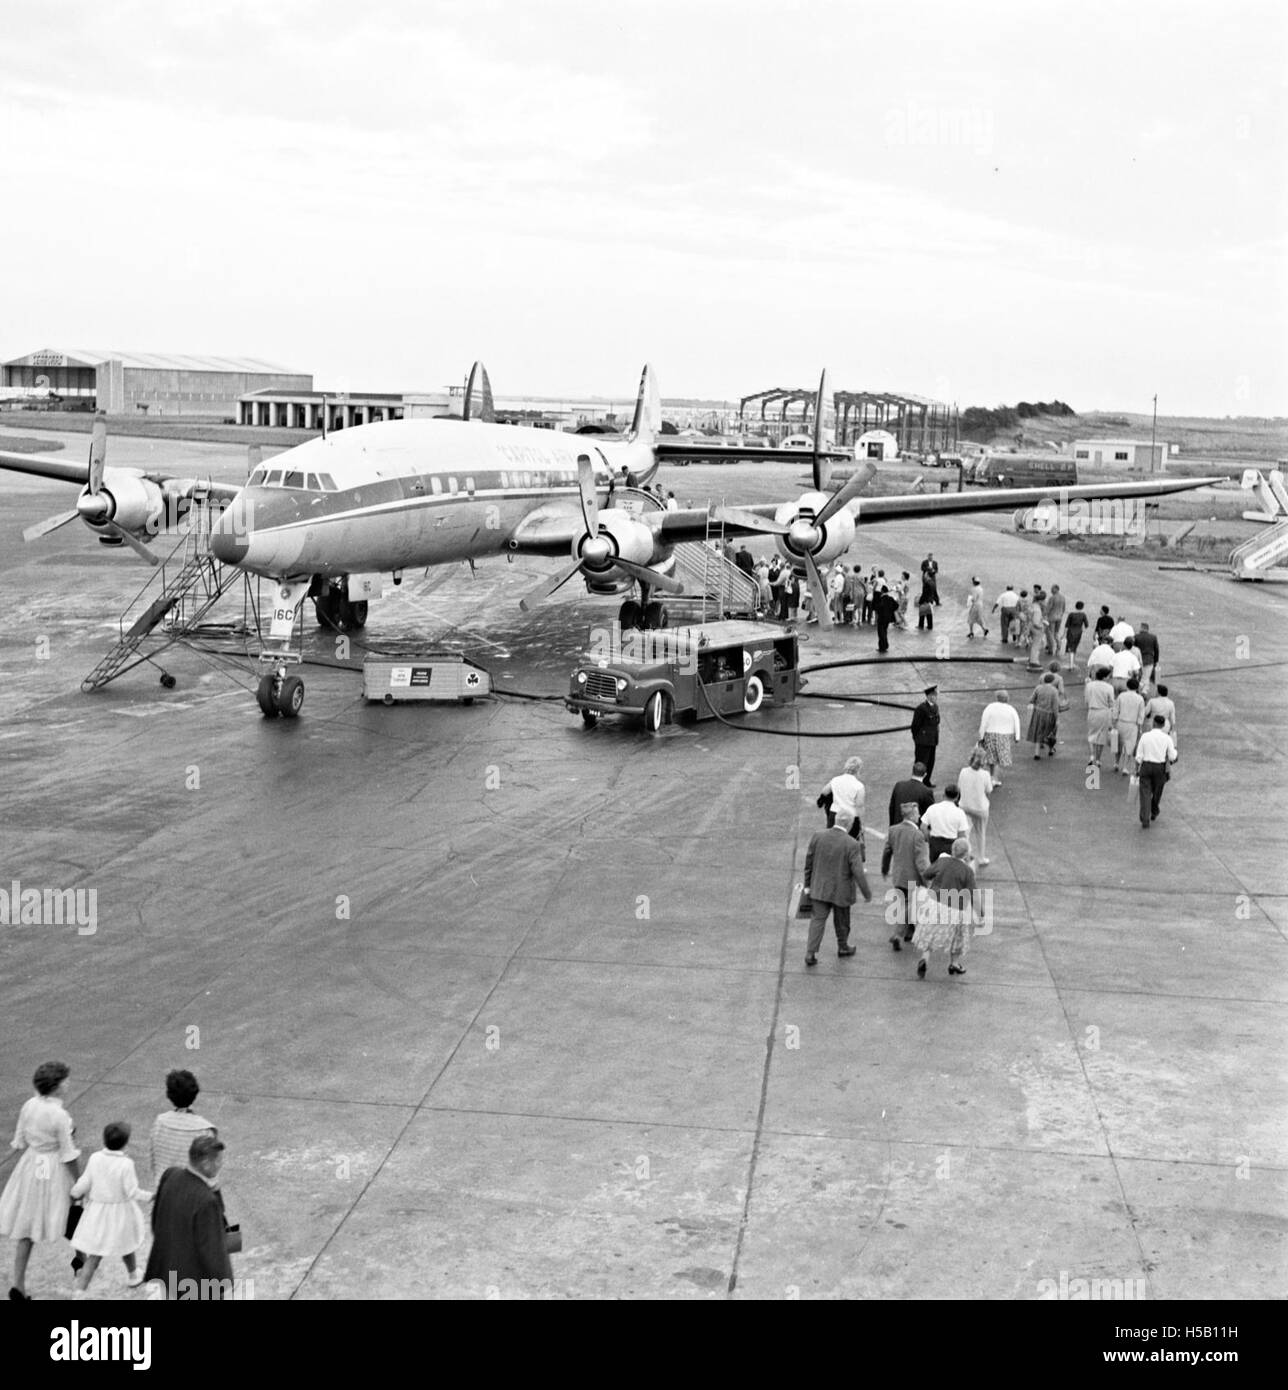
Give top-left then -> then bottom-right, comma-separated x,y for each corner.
81,502 -> 232,690
616,487 -> 760,620
1230,468 -> 1288,580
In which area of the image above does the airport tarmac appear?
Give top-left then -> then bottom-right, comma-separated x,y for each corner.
1,435 -> 1285,1301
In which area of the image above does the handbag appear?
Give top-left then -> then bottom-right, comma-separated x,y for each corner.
1058,696 -> 1070,712
224,1221 -> 242,1254
64,1202 -> 83,1241
791,882 -> 813,919
1109,727 -> 1120,754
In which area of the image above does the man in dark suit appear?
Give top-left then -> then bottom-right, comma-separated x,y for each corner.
910,685 -> 941,784
144,1134 -> 234,1299
888,761 -> 936,825
734,544 -> 755,576
802,812 -> 872,966
873,584 -> 899,652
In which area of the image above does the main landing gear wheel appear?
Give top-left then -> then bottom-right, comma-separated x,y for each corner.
743,674 -> 765,713
619,599 -> 642,630
314,589 -> 368,631
256,675 -> 279,718
257,673 -> 305,718
643,690 -> 669,733
581,710 -> 599,728
643,601 -> 668,630
275,676 -> 305,718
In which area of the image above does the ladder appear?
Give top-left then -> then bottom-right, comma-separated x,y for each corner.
81,504 -> 232,690
615,487 -> 758,620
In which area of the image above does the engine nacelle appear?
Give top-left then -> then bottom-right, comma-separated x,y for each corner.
79,470 -> 166,538
772,491 -> 857,569
570,507 -> 657,575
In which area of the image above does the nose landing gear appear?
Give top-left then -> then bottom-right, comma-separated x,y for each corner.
256,666 -> 305,719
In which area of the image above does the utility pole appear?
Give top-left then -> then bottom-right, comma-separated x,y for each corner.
1150,393 -> 1158,473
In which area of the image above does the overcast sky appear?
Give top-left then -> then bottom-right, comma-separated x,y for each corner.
2,0 -> 1284,415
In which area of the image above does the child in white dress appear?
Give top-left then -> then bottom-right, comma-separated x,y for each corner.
70,1122 -> 151,1292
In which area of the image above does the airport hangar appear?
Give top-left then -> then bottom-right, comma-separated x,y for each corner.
1,347 -> 311,419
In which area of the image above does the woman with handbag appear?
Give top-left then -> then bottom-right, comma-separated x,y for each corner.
1026,672 -> 1061,758
0,1060 -> 82,1300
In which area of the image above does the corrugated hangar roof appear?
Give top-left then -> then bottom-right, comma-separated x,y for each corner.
3,347 -> 305,373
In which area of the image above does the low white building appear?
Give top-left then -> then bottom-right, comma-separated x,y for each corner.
1073,438 -> 1169,471
856,428 -> 900,461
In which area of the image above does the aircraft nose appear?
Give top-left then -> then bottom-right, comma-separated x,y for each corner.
210,498 -> 250,565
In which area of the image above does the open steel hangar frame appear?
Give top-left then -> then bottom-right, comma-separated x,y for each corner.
738,385 -> 959,454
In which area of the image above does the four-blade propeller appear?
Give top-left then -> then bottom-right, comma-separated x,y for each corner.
22,414 -> 158,564
520,455 -> 681,612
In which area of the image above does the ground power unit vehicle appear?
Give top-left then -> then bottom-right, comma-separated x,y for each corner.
566,621 -> 802,732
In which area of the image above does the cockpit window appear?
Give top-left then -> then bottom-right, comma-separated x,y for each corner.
283,470 -> 304,488
306,473 -> 320,490
317,473 -> 336,491
248,468 -> 266,485
265,469 -> 283,485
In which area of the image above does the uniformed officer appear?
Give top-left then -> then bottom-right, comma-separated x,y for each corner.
911,684 -> 941,786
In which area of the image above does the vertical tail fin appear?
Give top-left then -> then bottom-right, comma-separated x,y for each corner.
462,361 -> 496,422
628,363 -> 661,443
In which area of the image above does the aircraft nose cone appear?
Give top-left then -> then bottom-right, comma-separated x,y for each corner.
210,504 -> 250,564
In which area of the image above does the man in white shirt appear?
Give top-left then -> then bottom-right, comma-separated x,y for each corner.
1135,716 -> 1178,828
921,785 -> 972,862
1109,619 -> 1135,647
992,586 -> 1020,646
1087,639 -> 1116,677
1110,640 -> 1143,693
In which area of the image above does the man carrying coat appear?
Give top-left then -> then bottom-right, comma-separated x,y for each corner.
803,811 -> 872,967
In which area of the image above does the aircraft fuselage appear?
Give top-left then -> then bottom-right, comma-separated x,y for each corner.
210,419 -> 657,577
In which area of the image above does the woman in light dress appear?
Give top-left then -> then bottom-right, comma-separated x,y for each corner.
964,577 -> 988,639
978,689 -> 1022,787
71,1121 -> 152,1293
0,1060 -> 81,1300
1084,665 -> 1116,771
957,748 -> 994,867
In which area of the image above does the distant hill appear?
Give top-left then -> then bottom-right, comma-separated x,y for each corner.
973,409 -> 1288,466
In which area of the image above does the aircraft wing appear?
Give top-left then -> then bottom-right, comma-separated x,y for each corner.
643,475 -> 1223,543
508,505 -> 586,555
0,450 -> 92,485
0,449 -> 242,502
846,475 -> 1225,523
